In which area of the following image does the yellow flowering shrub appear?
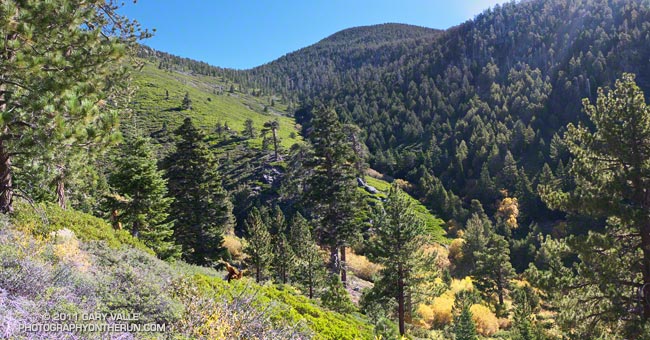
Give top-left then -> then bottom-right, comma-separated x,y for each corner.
470,304 -> 499,336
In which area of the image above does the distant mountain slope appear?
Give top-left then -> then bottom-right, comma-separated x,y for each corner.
126,55 -> 448,242
230,0 -> 650,227
241,23 -> 441,100
318,23 -> 439,46
129,60 -> 299,149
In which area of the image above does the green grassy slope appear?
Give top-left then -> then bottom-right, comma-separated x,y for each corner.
130,62 -> 299,148
364,176 -> 447,243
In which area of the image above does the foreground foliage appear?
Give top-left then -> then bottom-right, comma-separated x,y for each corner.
0,204 -> 375,339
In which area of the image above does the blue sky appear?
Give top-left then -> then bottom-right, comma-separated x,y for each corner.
119,0 -> 509,69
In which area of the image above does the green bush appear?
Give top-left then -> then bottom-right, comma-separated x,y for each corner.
12,202 -> 152,254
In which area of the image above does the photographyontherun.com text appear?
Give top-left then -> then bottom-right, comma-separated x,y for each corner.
19,312 -> 166,333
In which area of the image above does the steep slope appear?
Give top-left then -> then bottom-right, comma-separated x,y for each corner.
241,23 -> 441,101
129,61 -> 299,149
233,0 -> 650,226
126,54 -> 447,241
0,202 -> 375,339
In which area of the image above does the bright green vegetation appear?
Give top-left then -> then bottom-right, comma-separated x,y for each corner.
365,176 -> 447,243
13,202 -> 152,254
130,62 -> 299,148
1,204 -> 375,339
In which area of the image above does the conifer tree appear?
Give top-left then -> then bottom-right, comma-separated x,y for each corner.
268,206 -> 295,284
181,91 -> 192,110
289,213 -> 326,298
0,0 -> 148,213
304,107 -> 362,284
262,120 -> 281,160
242,118 -> 256,139
473,233 -> 515,312
367,182 -> 425,336
243,208 -> 272,283
460,213 -> 491,275
321,274 -> 355,314
538,74 -> 650,336
108,135 -> 180,260
454,305 -> 478,340
163,117 -> 234,265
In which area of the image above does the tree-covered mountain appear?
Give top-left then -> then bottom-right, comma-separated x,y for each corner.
6,0 -> 650,338
224,0 -> 650,227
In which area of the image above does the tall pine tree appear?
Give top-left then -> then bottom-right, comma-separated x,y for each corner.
108,135 -> 180,260
163,117 -> 234,265
243,207 -> 272,283
367,182 -> 425,336
304,107 -> 362,284
538,73 -> 650,337
0,0 -> 148,213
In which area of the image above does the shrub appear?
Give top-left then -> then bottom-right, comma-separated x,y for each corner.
346,251 -> 382,282
12,203 -> 152,254
51,228 -> 91,272
170,277 -> 311,339
223,234 -> 244,260
320,275 -> 356,314
450,277 -> 474,294
447,238 -> 465,265
470,304 -> 499,336
429,294 -> 454,327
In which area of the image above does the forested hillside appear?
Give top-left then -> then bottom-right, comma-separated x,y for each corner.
4,0 -> 650,339
232,0 -> 650,228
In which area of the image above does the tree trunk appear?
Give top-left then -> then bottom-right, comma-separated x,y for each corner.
397,264 -> 405,336
256,265 -> 261,283
272,128 -> 279,161
340,246 -> 347,287
56,175 -> 66,210
308,268 -> 314,299
0,140 -> 13,214
329,245 -> 339,276
641,224 -> 650,320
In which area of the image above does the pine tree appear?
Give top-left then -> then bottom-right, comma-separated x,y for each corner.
454,305 -> 478,340
538,74 -> 650,336
367,182 -> 425,336
268,206 -> 295,284
304,107 -> 362,284
460,213 -> 491,275
262,120 -> 281,160
108,135 -> 180,260
289,213 -> 325,298
0,0 -> 147,213
243,208 -> 272,283
163,117 -> 234,265
242,118 -> 256,139
321,274 -> 355,314
474,233 -> 515,312
181,91 -> 192,110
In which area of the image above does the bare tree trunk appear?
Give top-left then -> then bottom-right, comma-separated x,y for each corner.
56,179 -> 66,210
272,128 -> 279,161
56,169 -> 66,210
0,29 -> 18,215
329,245 -> 339,276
